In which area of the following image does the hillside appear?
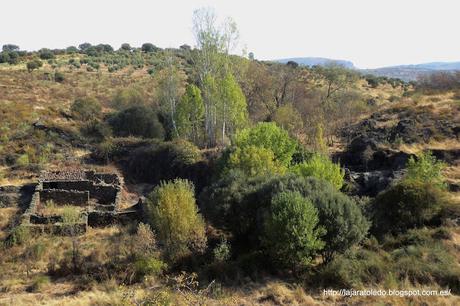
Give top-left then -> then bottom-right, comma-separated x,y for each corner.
1,39 -> 460,305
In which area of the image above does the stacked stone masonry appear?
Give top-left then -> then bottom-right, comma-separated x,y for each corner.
19,169 -> 140,235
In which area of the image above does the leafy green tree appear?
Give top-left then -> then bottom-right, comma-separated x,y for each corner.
108,106 -> 164,139
71,97 -> 101,121
263,191 -> 325,270
176,84 -> 205,143
38,48 -> 54,60
290,154 -> 345,190
233,122 -> 297,166
272,104 -> 303,137
405,151 -> 446,189
200,174 -> 368,262
141,43 -> 158,53
218,72 -> 248,144
120,43 -> 131,51
26,59 -> 43,72
226,145 -> 286,177
157,55 -> 186,138
65,46 -> 78,54
2,44 -> 19,52
371,180 -> 445,235
146,179 -> 207,262
78,42 -> 92,51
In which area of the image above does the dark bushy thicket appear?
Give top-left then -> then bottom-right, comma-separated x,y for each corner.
126,140 -> 213,192
371,180 -> 445,236
108,106 -> 164,139
200,173 -> 369,260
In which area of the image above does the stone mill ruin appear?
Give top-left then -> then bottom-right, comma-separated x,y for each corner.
20,169 -> 141,235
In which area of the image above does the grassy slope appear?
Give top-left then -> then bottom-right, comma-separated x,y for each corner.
1,58 -> 460,305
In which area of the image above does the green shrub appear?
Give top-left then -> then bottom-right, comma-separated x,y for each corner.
61,206 -> 81,223
125,140 -> 209,190
26,59 -> 43,72
134,257 -> 166,279
6,225 -> 31,247
16,154 -> 30,167
29,275 -> 51,292
54,71 -> 65,83
108,106 -> 164,139
213,238 -> 231,263
111,88 -> 145,110
263,191 -> 325,270
71,97 -> 102,121
81,120 -> 112,141
232,122 -> 297,166
38,48 -> 54,60
405,150 -> 446,189
225,145 -> 286,177
371,180 -> 445,235
146,179 -> 207,262
318,248 -> 389,288
290,154 -> 345,190
200,174 -> 368,261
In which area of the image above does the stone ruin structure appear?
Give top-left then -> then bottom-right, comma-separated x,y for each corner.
20,169 -> 140,235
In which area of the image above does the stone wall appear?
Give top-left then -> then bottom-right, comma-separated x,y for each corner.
42,180 -> 92,192
90,185 -> 119,204
39,189 -> 89,206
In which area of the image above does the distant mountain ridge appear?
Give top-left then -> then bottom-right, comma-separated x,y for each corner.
273,58 -> 460,82
276,57 -> 355,69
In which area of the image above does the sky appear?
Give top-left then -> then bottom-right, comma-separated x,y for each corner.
1,0 -> 459,69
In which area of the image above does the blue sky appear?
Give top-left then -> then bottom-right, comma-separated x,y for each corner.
1,0 -> 459,68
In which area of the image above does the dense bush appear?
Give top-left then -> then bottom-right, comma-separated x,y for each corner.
371,180 -> 445,235
108,106 -> 164,139
405,150 -> 446,189
38,48 -> 54,60
71,97 -> 101,121
125,140 -> 211,191
233,122 -> 297,166
262,191 -> 325,270
290,154 -> 345,190
145,179 -> 207,262
26,59 -> 43,72
200,174 -> 369,261
225,145 -> 286,177
111,88 -> 145,110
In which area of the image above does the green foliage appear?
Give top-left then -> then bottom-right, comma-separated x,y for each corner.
290,154 -> 345,190
38,48 -> 54,60
233,122 -> 296,167
108,106 -> 164,139
111,88 -> 145,110
200,174 -> 368,261
126,140 -> 207,189
176,84 -> 205,143
134,257 -> 166,279
213,238 -> 231,262
6,225 -> 30,247
146,179 -> 207,262
26,59 -> 43,72
81,120 -> 112,141
141,43 -> 158,53
16,154 -> 30,167
226,145 -> 286,177
30,275 -> 51,292
272,104 -> 303,136
54,71 -> 65,83
61,206 -> 81,224
71,97 -> 101,121
218,72 -> 249,143
263,192 -> 325,269
405,150 -> 446,188
371,180 -> 445,235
